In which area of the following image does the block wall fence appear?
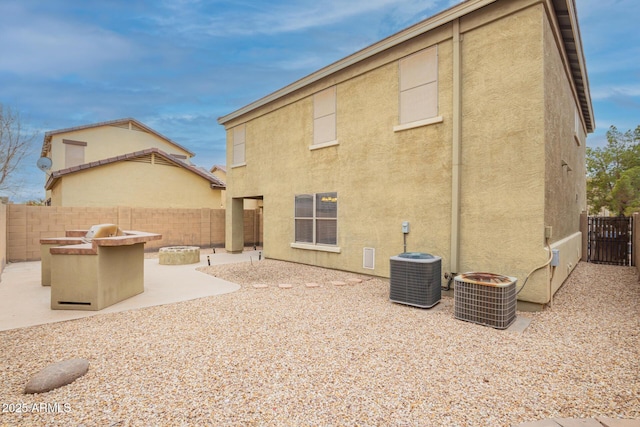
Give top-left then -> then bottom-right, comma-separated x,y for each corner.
4,204 -> 262,263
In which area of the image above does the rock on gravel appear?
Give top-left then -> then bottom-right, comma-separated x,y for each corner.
24,358 -> 89,394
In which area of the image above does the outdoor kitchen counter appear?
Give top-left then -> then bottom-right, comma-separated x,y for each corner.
45,230 -> 162,311
48,231 -> 162,255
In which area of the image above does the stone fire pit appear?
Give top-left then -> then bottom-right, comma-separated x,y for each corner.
159,246 -> 201,265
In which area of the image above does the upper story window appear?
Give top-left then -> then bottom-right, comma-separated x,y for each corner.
313,86 -> 337,148
232,124 -> 246,166
398,46 -> 439,127
63,139 -> 87,168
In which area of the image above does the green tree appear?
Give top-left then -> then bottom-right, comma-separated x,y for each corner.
0,104 -> 36,194
586,125 -> 640,216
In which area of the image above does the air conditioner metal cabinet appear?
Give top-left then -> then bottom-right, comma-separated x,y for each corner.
389,253 -> 441,308
454,272 -> 517,329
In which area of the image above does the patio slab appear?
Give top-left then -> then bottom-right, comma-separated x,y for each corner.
0,250 -> 261,331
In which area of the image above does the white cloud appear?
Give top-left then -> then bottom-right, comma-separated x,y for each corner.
590,84 -> 640,101
153,0 -> 447,38
0,3 -> 134,77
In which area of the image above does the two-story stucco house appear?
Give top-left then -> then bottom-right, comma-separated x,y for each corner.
218,0 -> 594,309
41,118 -> 225,208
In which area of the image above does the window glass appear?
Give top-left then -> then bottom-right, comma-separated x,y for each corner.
316,219 -> 337,245
295,194 -> 313,217
294,192 -> 337,245
295,219 -> 314,243
316,193 -> 337,218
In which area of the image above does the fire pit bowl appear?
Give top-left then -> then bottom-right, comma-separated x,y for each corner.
159,246 -> 201,265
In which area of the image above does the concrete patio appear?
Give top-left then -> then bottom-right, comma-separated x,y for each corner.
0,249 -> 261,331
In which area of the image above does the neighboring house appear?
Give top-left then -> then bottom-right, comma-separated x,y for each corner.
218,0 -> 594,309
41,118 -> 225,208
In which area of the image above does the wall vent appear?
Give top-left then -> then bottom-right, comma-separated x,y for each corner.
389,253 -> 441,308
363,247 -> 375,269
454,272 -> 517,329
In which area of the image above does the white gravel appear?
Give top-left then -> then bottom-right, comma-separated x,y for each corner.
0,260 -> 638,426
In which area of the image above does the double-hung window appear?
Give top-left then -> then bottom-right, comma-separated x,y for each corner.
312,86 -> 338,149
294,192 -> 337,245
396,45 -> 442,131
232,124 -> 246,166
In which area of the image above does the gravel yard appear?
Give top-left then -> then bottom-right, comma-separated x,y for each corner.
0,260 -> 638,426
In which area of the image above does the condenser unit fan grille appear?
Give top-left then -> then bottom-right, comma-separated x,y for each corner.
390,253 -> 441,308
454,273 -> 517,329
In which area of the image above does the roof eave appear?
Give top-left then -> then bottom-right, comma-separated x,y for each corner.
41,118 -> 196,157
43,147 -> 226,190
217,0 -> 498,126
218,0 -> 594,135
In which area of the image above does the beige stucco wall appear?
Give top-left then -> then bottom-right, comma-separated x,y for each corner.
458,2 -> 548,303
49,160 -> 222,209
50,243 -> 145,310
49,124 -> 192,171
211,168 -> 259,209
223,0 -> 587,306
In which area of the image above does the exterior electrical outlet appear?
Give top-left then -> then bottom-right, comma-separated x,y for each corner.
551,249 -> 560,267
402,221 -> 410,234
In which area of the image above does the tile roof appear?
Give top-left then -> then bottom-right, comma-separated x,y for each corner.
45,148 -> 225,191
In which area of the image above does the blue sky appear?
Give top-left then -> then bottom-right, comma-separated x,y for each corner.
1,0 -> 638,202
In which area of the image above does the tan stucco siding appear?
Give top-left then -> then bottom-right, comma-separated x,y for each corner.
226,32 -> 455,276
543,9 -> 587,239
49,125 -> 192,172
223,0 -> 582,306
460,4 -> 548,303
542,5 -> 587,299
53,161 -> 221,208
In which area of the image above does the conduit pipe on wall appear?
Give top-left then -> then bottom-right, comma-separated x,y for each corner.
450,18 -> 462,274
516,237 -> 556,307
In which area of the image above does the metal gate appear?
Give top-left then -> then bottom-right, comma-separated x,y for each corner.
587,216 -> 634,266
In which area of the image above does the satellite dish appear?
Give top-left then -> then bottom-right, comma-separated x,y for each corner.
36,157 -> 52,172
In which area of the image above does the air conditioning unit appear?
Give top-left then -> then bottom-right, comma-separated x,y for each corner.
454,272 -> 517,329
390,252 -> 441,308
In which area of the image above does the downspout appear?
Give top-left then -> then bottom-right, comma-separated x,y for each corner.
450,18 -> 462,276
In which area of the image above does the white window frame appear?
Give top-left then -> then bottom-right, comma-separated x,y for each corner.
291,192 -> 340,253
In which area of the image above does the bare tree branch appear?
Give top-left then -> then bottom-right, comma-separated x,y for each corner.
0,104 -> 36,193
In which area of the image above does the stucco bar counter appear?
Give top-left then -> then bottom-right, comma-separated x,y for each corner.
42,229 -> 161,311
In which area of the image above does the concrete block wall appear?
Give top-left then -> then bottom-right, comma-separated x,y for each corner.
243,209 -> 263,247
8,205 -> 119,261
210,209 -> 226,247
5,205 -> 260,262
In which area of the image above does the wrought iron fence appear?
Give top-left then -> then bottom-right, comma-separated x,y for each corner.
587,216 -> 634,266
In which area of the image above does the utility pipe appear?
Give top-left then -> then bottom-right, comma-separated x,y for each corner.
450,18 -> 462,273
516,238 -> 556,308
